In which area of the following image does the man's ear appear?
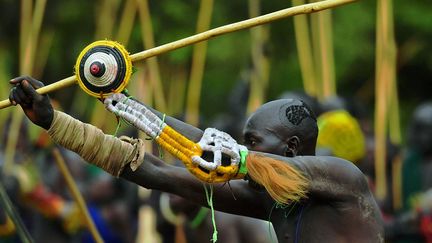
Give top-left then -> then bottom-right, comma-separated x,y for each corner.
285,136 -> 300,157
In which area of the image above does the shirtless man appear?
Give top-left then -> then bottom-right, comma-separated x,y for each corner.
9,76 -> 384,242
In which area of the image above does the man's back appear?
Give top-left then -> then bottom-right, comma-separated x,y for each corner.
267,156 -> 384,243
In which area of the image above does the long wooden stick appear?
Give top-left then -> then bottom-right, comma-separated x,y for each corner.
52,148 -> 103,243
0,0 -> 357,109
131,0 -> 356,62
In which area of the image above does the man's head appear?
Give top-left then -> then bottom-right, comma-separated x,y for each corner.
243,99 -> 318,157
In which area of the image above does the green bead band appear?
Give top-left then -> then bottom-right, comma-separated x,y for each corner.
239,150 -> 248,175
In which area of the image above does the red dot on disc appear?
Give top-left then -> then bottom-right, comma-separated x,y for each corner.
90,64 -> 100,75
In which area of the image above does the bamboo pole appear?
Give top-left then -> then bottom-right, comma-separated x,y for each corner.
132,63 -> 162,243
130,0 -> 356,63
374,0 -> 396,201
94,0 -> 120,40
4,0 -> 34,174
374,1 -> 387,201
292,0 -> 317,96
4,0 -> 47,175
22,0 -> 47,75
116,0 -> 137,46
0,0 -> 357,109
135,2 -> 167,240
310,12 -> 323,100
2,111 -> 24,175
185,0 -> 214,126
33,31 -> 54,78
168,68 -> 187,117
19,0 -> 32,74
383,0 -> 401,210
0,50 -> 12,142
137,0 -> 166,111
387,3 -> 400,146
318,9 -> 336,98
389,80 -> 401,145
52,148 -> 103,243
246,0 -> 271,115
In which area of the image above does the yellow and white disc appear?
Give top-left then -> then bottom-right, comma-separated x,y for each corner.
75,40 -> 132,98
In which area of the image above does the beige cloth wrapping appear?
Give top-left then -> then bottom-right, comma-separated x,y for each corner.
47,110 -> 145,177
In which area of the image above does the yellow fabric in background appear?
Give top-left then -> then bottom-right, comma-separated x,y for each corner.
317,110 -> 365,163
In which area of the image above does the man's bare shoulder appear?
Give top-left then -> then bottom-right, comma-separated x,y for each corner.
287,155 -> 371,199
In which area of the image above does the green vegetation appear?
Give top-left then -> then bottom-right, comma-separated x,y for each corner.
0,0 -> 430,140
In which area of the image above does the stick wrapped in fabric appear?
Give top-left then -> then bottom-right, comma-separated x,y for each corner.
47,111 -> 145,177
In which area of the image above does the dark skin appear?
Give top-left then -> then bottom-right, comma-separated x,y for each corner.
9,76 -> 384,242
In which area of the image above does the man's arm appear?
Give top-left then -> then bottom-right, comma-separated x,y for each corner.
121,153 -> 270,219
138,101 -> 204,142
8,76 -> 269,220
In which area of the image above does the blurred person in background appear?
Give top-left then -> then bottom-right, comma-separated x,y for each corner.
385,102 -> 432,242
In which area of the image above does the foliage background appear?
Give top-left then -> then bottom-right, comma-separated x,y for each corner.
0,0 -> 431,140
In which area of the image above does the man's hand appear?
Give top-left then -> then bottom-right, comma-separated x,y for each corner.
9,76 -> 54,130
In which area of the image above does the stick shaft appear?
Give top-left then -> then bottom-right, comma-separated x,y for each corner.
52,148 -> 104,243
0,76 -> 76,109
130,0 -> 356,62
0,0 -> 356,110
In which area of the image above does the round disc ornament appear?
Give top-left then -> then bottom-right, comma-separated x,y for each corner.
75,40 -> 132,98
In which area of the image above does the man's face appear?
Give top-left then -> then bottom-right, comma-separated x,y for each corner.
242,111 -> 288,156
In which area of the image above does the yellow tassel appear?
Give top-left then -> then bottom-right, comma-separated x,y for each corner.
246,152 -> 309,205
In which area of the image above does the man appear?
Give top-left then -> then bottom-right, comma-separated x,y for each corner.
9,76 -> 384,242
152,81 -> 274,243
